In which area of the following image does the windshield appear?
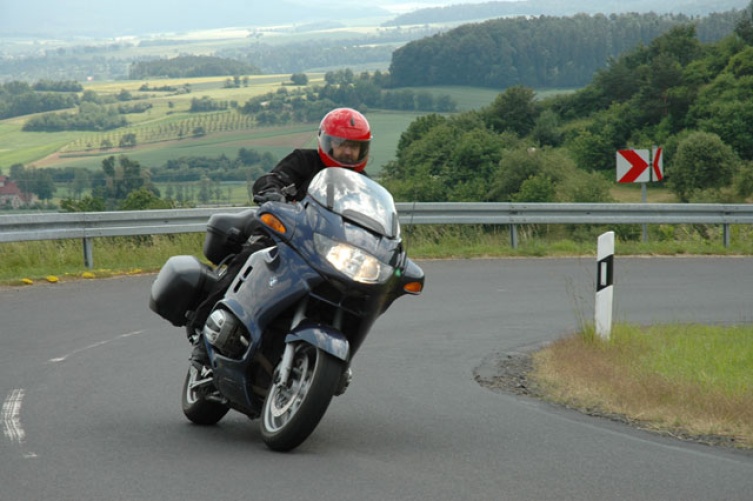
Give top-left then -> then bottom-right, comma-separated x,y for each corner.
308,168 -> 400,238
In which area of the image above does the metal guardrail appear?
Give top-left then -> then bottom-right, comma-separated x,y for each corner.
397,202 -> 753,225
0,208 -> 238,242
1,203 -> 751,267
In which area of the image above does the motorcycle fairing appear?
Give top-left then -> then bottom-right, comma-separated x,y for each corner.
285,320 -> 350,361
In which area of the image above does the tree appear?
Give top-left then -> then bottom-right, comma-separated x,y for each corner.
198,176 -> 212,204
60,196 -> 106,212
71,169 -> 90,199
119,188 -> 173,210
290,73 -> 308,85
119,133 -> 137,148
99,155 -> 156,208
531,109 -> 563,147
511,175 -> 555,202
668,131 -> 740,201
735,1 -> 753,44
238,147 -> 261,165
31,170 -> 56,201
484,86 -> 539,137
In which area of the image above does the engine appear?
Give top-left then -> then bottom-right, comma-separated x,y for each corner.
203,309 -> 249,359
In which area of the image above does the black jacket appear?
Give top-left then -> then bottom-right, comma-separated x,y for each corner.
253,149 -> 326,202
253,149 -> 369,202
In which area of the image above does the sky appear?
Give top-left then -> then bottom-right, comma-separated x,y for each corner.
376,0 -> 522,14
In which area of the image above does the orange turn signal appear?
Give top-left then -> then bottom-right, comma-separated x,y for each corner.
260,213 -> 287,234
403,281 -> 423,295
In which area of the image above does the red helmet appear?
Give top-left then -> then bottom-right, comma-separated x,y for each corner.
318,108 -> 372,172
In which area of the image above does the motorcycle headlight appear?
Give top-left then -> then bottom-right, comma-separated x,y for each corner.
314,233 -> 392,284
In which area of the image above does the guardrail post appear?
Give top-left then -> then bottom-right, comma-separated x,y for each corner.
83,237 -> 94,269
510,224 -> 518,249
723,224 -> 731,248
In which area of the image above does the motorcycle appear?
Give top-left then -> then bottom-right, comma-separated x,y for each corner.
149,167 -> 424,451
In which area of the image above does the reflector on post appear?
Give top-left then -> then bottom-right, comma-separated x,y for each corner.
595,231 -> 614,341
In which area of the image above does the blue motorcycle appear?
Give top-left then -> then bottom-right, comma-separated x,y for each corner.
149,168 -> 424,451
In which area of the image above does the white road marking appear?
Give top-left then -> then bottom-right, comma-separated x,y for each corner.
48,330 -> 144,363
2,389 -> 37,458
2,389 -> 25,443
3,331 -> 145,458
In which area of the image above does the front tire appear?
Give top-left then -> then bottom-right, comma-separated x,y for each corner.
261,343 -> 343,452
182,365 -> 229,425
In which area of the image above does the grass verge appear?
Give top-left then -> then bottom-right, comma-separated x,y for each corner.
1,224 -> 751,284
0,234 -> 204,285
532,323 -> 753,448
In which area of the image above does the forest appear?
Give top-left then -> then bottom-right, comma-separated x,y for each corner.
389,11 -> 743,88
385,0 -> 748,26
380,6 -> 753,212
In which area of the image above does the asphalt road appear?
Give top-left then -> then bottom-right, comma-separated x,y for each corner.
1,257 -> 752,500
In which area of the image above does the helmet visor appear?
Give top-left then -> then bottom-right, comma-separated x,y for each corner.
319,133 -> 370,168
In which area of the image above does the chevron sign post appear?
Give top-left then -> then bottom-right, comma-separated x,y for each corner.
616,146 -> 663,242
616,147 -> 663,183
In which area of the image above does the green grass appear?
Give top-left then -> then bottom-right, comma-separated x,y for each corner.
640,324 -> 753,396
0,234 -> 206,284
534,323 -> 753,447
3,223 -> 751,285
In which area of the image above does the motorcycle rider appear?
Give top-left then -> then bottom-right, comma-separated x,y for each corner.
188,107 -> 373,366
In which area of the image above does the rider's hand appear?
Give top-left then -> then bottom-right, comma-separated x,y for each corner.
253,190 -> 286,205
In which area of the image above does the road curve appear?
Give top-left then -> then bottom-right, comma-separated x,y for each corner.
1,257 -> 751,501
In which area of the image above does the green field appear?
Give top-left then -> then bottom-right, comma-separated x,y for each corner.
0,76 -> 505,180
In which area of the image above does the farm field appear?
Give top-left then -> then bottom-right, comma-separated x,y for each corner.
0,75 -> 507,181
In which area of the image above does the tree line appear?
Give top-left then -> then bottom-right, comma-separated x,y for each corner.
384,0 -> 746,26
389,11 -> 743,89
128,55 -> 261,79
4,146 -> 277,211
0,81 -> 162,128
0,81 -> 80,120
238,69 -> 457,126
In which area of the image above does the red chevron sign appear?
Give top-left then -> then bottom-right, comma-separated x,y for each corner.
617,147 -> 663,183
652,146 -> 664,181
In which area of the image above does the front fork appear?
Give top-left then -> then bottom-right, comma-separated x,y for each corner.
276,298 -> 346,388
276,298 -> 311,387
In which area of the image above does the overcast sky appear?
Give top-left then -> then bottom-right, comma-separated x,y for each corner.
375,0 -> 523,13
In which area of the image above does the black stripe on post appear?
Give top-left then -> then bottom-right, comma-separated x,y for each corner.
596,255 -> 613,292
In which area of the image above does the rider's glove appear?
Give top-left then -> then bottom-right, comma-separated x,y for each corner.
253,190 -> 286,205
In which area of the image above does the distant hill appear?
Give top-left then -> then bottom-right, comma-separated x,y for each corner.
388,10 -> 744,89
384,0 -> 751,26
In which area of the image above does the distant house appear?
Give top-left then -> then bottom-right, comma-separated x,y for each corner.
0,175 -> 36,208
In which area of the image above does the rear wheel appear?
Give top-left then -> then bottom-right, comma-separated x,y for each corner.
182,365 -> 230,425
261,343 -> 343,452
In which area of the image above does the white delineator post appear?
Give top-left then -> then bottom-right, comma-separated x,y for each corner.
595,231 -> 615,341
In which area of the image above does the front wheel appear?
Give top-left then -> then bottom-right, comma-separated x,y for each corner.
261,343 -> 343,452
182,365 -> 230,425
